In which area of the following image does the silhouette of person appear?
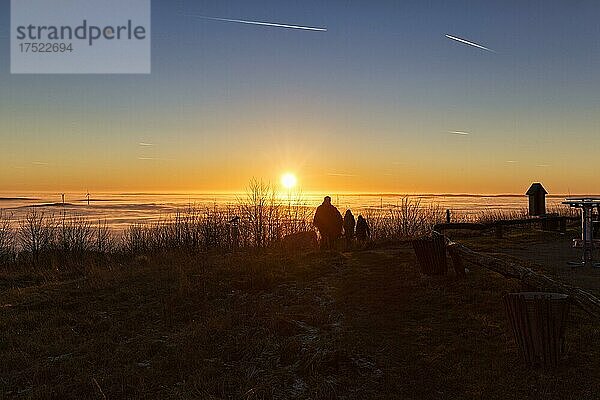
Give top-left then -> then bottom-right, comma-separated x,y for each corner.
343,209 -> 355,248
229,216 -> 241,251
355,215 -> 370,244
313,196 -> 343,250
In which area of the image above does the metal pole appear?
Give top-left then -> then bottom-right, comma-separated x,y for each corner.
583,205 -> 593,267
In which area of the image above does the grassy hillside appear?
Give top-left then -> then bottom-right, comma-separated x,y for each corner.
1,233 -> 598,399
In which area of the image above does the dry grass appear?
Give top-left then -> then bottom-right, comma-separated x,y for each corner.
1,229 -> 598,399
474,208 -> 530,224
365,198 -> 446,240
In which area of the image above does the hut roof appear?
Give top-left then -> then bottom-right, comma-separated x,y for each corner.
526,183 -> 548,195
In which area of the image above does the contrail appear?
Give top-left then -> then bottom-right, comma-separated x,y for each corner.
137,157 -> 174,161
138,142 -> 155,146
327,172 -> 357,177
448,131 -> 471,135
445,34 -> 495,53
185,14 -> 327,32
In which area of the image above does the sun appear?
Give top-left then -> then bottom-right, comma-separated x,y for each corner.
281,172 -> 298,189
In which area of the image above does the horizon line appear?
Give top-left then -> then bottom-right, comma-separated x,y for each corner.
1,190 -> 599,198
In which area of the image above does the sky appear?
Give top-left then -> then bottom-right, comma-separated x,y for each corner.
1,0 -> 600,194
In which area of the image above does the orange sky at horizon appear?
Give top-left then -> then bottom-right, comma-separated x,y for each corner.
1,160 -> 598,196
2,103 -> 599,195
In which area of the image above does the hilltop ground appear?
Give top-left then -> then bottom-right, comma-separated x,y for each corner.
1,228 -> 599,399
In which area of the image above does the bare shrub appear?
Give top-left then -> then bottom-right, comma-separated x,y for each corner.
122,223 -> 151,254
198,206 -> 230,250
238,178 -> 281,248
95,219 -> 114,253
18,208 -> 57,264
0,210 -> 15,265
121,206 -> 237,254
57,214 -> 94,254
366,197 -> 445,240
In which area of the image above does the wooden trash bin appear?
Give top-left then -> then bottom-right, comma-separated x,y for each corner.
503,292 -> 570,368
412,234 -> 448,276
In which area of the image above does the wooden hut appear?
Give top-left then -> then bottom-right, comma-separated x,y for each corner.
526,183 -> 548,216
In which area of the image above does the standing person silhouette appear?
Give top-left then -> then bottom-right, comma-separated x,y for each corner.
355,215 -> 370,245
343,209 -> 356,248
313,196 -> 343,250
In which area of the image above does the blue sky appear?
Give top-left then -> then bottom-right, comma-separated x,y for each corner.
1,0 -> 599,193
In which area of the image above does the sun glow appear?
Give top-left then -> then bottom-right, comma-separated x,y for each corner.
281,172 -> 298,189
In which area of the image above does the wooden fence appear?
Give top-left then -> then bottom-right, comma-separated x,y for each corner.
434,232 -> 600,320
